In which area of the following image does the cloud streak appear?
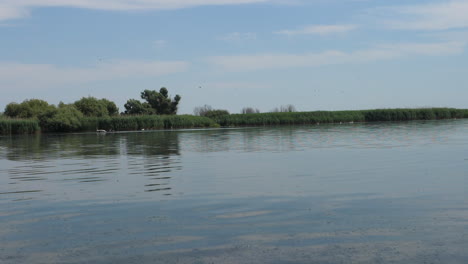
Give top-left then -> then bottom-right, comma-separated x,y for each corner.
0,60 -> 189,87
218,32 -> 257,42
275,24 -> 358,36
0,0 -> 270,21
382,0 -> 468,30
207,41 -> 465,71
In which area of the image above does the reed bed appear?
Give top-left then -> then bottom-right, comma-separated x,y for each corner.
0,119 -> 40,135
81,115 -> 218,132
1,108 -> 467,134
214,108 -> 468,127
362,108 -> 467,121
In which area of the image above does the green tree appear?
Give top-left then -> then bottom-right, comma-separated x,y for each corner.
123,99 -> 154,115
4,99 -> 54,119
140,87 -> 181,115
38,104 -> 83,132
74,97 -> 109,117
4,103 -> 22,117
100,98 -> 119,116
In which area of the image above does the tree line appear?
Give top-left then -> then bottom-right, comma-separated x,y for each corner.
193,104 -> 297,117
4,87 -> 181,118
3,84 -> 300,131
3,87 -> 181,131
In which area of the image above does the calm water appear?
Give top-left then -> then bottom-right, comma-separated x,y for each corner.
1,120 -> 467,263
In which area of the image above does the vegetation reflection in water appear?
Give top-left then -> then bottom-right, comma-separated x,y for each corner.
0,131 -> 182,198
0,120 -> 467,263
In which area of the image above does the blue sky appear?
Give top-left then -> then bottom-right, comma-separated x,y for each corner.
1,0 -> 467,114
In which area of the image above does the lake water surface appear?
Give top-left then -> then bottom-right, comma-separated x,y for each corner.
1,120 -> 467,263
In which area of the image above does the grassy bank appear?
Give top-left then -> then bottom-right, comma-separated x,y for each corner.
0,119 -> 40,135
213,108 -> 468,127
1,115 -> 218,134
1,108 -> 467,135
80,115 -> 219,132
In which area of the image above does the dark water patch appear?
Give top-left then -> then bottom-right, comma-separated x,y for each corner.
145,183 -> 169,187
146,187 -> 172,192
151,176 -> 171,180
0,190 -> 42,195
14,178 -> 45,182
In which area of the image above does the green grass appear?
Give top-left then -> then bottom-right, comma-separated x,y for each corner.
0,119 -> 40,135
80,115 -> 219,132
1,108 -> 467,134
213,108 -> 468,127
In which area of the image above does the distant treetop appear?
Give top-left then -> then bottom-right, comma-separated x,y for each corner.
124,87 -> 181,115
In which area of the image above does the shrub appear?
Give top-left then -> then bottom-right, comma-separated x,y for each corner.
203,110 -> 230,119
39,105 -> 84,132
74,97 -> 108,117
4,99 -> 54,119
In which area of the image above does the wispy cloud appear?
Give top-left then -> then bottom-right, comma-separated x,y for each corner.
218,32 -> 257,42
0,60 -> 189,88
153,40 -> 167,49
207,41 -> 465,71
0,0 -> 271,21
0,4 -> 28,21
382,0 -> 468,30
423,30 -> 468,42
275,24 -> 358,36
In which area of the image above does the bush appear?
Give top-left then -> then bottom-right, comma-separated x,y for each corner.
39,105 -> 84,132
74,97 -> 119,117
203,110 -> 230,119
4,99 -> 55,119
194,105 -> 230,119
100,98 -> 119,116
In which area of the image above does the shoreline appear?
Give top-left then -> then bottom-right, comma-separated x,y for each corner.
1,108 -> 467,135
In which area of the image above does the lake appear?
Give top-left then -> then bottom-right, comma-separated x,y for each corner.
1,120 -> 467,264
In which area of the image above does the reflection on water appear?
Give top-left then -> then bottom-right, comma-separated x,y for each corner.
0,120 -> 467,263
0,131 -> 181,199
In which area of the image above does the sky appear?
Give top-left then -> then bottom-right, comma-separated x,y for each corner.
0,0 -> 467,114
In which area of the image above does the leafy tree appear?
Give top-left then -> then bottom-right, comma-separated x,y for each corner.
74,97 -> 109,117
4,103 -> 21,117
4,99 -> 54,119
123,99 -> 154,115
100,98 -> 119,116
241,107 -> 260,114
38,104 -> 83,132
141,87 -> 181,115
